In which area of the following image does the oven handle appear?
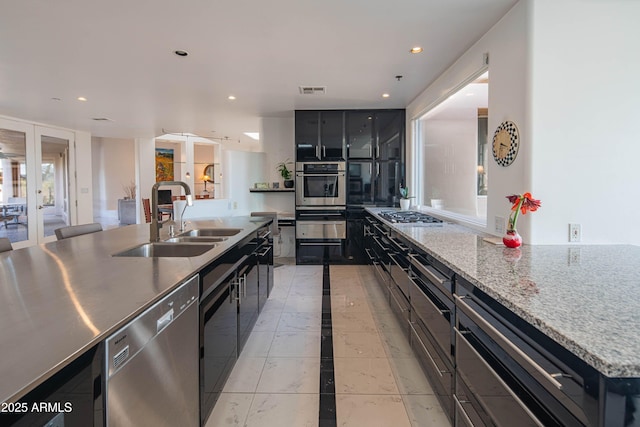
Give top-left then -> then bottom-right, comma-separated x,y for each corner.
455,328 -> 546,427
455,295 -> 565,391
297,212 -> 344,217
299,242 -> 342,246
295,172 -> 345,177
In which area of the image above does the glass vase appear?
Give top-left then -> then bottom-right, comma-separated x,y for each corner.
503,229 -> 522,248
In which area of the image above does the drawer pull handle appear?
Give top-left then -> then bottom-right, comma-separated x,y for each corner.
455,295 -> 564,391
410,276 -> 450,316
456,328 -> 545,426
453,394 -> 476,427
410,322 -> 449,377
409,254 -> 447,286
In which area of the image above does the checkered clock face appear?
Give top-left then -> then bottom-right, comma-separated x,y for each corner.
492,121 -> 519,167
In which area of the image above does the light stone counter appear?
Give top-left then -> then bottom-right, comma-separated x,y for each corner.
366,207 -> 640,378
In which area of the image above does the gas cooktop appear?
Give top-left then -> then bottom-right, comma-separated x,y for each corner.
378,210 -> 443,225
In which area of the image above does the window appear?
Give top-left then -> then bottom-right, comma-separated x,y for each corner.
414,71 -> 489,224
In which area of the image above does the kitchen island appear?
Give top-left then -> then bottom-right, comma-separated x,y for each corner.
365,207 -> 640,426
0,216 -> 271,411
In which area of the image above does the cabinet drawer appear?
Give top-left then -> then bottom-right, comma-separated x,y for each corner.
389,252 -> 411,299
410,322 -> 453,421
409,276 -> 453,362
389,283 -> 409,334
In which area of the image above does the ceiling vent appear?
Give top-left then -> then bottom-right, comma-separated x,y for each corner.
299,86 -> 326,95
91,117 -> 114,122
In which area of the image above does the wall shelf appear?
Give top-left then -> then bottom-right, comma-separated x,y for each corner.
249,188 -> 294,193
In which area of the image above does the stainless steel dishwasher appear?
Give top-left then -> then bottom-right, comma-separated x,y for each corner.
105,275 -> 199,427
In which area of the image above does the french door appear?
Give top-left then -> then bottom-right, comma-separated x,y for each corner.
0,118 -> 76,247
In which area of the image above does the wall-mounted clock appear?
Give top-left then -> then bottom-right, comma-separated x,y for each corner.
492,121 -> 519,167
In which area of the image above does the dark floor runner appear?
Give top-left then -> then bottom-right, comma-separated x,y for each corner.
319,263 -> 337,427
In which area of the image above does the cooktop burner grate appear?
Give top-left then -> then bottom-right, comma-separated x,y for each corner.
378,210 -> 443,224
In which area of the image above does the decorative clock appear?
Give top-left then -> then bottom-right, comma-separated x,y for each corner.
492,121 -> 519,167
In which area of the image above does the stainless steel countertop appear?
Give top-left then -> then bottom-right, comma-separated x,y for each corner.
0,216 -> 270,404
366,207 -> 640,378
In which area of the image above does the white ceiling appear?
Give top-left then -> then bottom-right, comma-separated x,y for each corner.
0,0 -> 517,145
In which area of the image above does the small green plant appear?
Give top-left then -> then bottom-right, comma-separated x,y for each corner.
277,159 -> 293,180
399,185 -> 413,199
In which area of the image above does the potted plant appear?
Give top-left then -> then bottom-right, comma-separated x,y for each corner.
277,159 -> 294,188
399,185 -> 413,211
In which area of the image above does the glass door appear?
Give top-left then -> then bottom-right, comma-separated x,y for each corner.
0,119 -> 34,247
35,127 -> 76,242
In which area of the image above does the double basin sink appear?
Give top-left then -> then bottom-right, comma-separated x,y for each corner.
114,228 -> 243,258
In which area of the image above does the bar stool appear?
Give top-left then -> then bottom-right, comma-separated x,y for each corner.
0,237 -> 13,253
54,223 -> 103,240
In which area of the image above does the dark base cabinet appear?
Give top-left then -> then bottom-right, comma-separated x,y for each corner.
364,211 -> 640,427
200,223 -> 273,425
0,344 -> 104,427
296,239 -> 344,264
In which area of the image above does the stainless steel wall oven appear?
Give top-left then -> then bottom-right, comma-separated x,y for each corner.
295,208 -> 346,264
295,162 -> 346,207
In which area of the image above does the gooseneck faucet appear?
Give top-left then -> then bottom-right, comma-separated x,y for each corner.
150,181 -> 193,242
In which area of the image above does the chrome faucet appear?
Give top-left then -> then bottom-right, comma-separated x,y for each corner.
150,181 -> 193,242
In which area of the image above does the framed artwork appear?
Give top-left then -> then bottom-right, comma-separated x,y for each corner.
155,148 -> 174,181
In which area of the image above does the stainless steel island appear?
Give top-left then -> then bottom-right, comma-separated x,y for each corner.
0,216 -> 272,426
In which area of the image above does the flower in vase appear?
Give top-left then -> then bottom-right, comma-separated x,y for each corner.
506,192 -> 541,232
503,192 -> 541,248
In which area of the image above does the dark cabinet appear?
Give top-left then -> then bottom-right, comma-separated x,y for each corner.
347,161 -> 373,205
199,224 -> 273,426
346,111 -> 374,158
375,111 -> 403,161
237,254 -> 259,354
345,110 -> 405,206
200,270 -> 238,423
295,110 -> 345,161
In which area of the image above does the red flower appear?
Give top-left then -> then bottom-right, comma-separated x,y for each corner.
520,192 -> 541,214
505,192 -> 541,232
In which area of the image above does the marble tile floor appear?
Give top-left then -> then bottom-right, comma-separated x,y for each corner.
205,264 -> 451,427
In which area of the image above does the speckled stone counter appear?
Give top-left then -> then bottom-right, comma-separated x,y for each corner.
366,208 -> 640,378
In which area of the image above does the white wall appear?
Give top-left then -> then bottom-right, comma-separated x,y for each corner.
259,116 -> 295,214
422,117 -> 478,216
222,149 -> 266,216
407,1 -> 529,238
91,137 -> 135,221
528,0 -> 640,244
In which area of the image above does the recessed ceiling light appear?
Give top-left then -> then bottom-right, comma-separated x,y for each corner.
382,93 -> 390,98
174,50 -> 189,57
410,46 -> 423,54
228,95 -> 236,100
244,132 -> 259,141
77,97 -> 87,102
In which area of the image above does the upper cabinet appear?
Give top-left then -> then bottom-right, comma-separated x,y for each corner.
374,110 -> 404,161
347,110 -> 404,160
295,111 -> 345,161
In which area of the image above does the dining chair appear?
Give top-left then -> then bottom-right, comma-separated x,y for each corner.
142,198 -> 152,223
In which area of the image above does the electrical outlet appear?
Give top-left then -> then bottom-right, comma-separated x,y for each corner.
233,201 -> 238,209
495,216 -> 505,234
569,223 -> 581,242
568,247 -> 581,265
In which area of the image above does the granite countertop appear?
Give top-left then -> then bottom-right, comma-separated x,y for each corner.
0,216 -> 270,404
366,207 -> 640,378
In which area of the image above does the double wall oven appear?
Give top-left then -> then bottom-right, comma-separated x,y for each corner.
295,161 -> 346,264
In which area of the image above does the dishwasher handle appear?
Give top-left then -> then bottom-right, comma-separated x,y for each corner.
157,309 -> 174,333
